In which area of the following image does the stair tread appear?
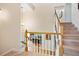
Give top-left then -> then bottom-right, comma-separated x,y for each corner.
64,33 -> 79,34
63,34 -> 79,36
64,30 -> 79,31
63,37 -> 79,40
63,22 -> 79,56
64,47 -> 79,56
63,38 -> 79,41
63,25 -> 74,27
64,39 -> 79,46
64,53 -> 79,56
63,39 -> 79,42
64,39 -> 79,42
60,22 -> 72,24
64,31 -> 79,33
64,29 -> 77,30
64,45 -> 79,51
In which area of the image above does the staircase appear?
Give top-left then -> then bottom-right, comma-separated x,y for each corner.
62,22 -> 79,56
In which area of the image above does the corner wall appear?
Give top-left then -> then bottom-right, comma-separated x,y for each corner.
71,3 -> 79,30
64,3 -> 72,22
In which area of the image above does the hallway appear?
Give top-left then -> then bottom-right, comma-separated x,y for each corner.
0,3 -> 79,56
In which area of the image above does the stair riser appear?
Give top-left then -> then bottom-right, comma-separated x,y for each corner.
63,34 -> 79,35
63,36 -> 79,39
64,30 -> 79,32
63,37 -> 79,39
63,39 -> 79,41
64,41 -> 79,46
63,25 -> 74,27
64,35 -> 79,37
64,28 -> 77,30
63,35 -> 79,37
64,32 -> 79,34
64,48 -> 79,56
62,22 -> 73,25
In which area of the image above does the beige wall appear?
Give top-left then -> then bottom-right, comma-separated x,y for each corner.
21,4 -> 65,55
71,3 -> 79,30
22,4 -> 65,32
0,3 -> 20,52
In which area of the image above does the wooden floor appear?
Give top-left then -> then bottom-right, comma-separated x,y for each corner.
3,49 -> 54,56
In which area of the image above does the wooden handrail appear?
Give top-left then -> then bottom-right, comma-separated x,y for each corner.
55,9 -> 63,24
55,9 -> 60,24
55,9 -> 64,56
27,32 -> 62,35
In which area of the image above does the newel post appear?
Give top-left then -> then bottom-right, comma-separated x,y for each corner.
59,23 -> 64,56
25,30 -> 28,52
